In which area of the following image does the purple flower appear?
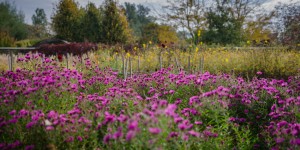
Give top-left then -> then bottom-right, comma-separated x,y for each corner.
195,121 -> 203,125
229,117 -> 236,122
257,71 -> 262,75
104,111 -> 116,124
169,90 -> 175,94
48,111 -> 58,119
9,110 -> 16,116
164,104 -> 177,117
26,121 -> 37,129
275,137 -> 284,144
126,131 -> 136,141
189,96 -> 200,105
113,127 -> 123,139
103,134 -> 111,144
174,117 -> 183,123
25,145 -> 34,150
178,121 -> 193,130
46,126 -> 54,131
168,132 -> 179,138
290,138 -> 300,145
19,109 -> 29,117
188,130 -> 200,137
117,114 -> 127,123
182,133 -> 189,141
148,128 -> 161,134
277,121 -> 287,128
77,136 -> 83,141
128,120 -> 138,131
65,136 -> 74,143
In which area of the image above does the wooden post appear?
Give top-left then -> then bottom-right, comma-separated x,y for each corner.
159,51 -> 162,70
129,57 -> 132,77
115,54 -> 118,71
174,56 -> 180,72
200,55 -> 204,74
8,50 -> 13,71
124,57 -> 128,80
66,53 -> 69,69
122,54 -> 125,79
188,55 -> 191,73
137,55 -> 140,73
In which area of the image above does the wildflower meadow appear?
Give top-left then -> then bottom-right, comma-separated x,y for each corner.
0,52 -> 299,149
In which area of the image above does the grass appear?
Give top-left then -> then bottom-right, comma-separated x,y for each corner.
1,46 -> 299,79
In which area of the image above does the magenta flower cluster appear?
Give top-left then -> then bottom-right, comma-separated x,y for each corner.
0,53 -> 299,149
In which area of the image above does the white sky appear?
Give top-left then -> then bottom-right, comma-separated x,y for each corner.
0,0 -> 299,24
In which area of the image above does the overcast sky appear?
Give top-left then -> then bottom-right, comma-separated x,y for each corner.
1,0 -> 299,24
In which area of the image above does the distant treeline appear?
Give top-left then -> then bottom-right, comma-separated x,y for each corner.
0,0 -> 299,47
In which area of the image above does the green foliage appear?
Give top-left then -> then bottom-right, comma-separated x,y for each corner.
52,0 -> 83,42
124,2 -> 154,40
31,8 -> 48,38
202,7 -> 244,45
101,0 -> 132,44
0,31 -> 15,47
15,39 -> 41,47
81,2 -> 102,42
141,23 -> 159,43
32,8 -> 47,26
0,1 -> 28,41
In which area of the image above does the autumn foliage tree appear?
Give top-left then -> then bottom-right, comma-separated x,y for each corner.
101,0 -> 132,44
141,23 -> 179,44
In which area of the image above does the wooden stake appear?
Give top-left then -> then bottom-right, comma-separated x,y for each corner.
138,55 -> 140,73
129,57 -> 132,77
66,53 -> 69,69
159,51 -> 162,70
8,51 -> 13,71
188,55 -> 191,73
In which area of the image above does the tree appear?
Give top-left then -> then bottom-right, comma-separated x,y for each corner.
244,12 -> 274,45
124,2 -> 154,39
0,1 -> 27,41
163,0 -> 207,42
101,0 -> 132,44
52,0 -> 83,41
163,0 -> 265,44
140,23 -> 159,44
202,2 -> 244,45
273,2 -> 300,46
32,8 -> 47,26
216,0 -> 265,23
81,2 -> 102,42
31,8 -> 48,38
141,23 -> 178,44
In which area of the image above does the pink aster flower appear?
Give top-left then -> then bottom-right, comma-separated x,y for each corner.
148,127 -> 161,134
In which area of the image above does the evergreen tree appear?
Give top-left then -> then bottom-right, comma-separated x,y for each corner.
52,0 -> 83,41
101,0 -> 131,44
81,2 -> 102,42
